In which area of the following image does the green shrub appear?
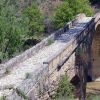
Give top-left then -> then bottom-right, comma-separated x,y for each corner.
54,75 -> 75,99
53,0 -> 93,28
23,3 -> 44,39
0,0 -> 28,59
67,0 -> 93,16
53,1 -> 74,29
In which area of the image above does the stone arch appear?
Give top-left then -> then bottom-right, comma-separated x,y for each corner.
92,20 -> 100,78
70,75 -> 80,87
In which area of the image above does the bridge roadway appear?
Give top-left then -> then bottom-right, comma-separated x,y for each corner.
0,17 -> 92,97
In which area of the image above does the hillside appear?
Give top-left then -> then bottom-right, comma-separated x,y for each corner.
17,0 -> 61,17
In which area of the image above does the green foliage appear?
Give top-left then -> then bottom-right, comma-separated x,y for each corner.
66,0 -> 93,16
23,3 -> 44,38
53,1 -> 74,29
0,1 -> 28,60
54,75 -> 74,99
53,0 -> 93,28
0,1 -> 45,62
0,96 -> 6,100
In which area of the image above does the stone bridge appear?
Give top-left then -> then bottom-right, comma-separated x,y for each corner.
0,13 -> 100,100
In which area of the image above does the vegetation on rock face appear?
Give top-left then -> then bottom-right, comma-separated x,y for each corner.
54,75 -> 75,99
53,0 -> 93,28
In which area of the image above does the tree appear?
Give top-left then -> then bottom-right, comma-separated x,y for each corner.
53,1 -> 74,29
23,3 -> 44,39
0,1 -> 28,61
66,0 -> 93,16
53,0 -> 93,28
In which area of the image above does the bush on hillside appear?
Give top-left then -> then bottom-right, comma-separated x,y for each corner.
23,3 -> 44,39
0,0 -> 28,60
0,1 -> 45,61
53,1 -> 74,29
66,0 -> 93,16
53,0 -> 93,28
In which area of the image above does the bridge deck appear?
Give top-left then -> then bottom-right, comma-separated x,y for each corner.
0,17 -> 92,96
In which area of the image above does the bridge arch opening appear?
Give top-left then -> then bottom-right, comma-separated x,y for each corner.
70,75 -> 80,87
92,21 -> 100,78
